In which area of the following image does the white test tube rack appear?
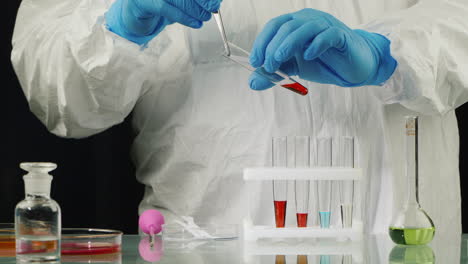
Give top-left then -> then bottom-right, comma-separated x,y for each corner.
242,167 -> 364,242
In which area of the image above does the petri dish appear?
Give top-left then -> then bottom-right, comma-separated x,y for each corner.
0,223 -> 15,257
61,228 -> 122,255
0,226 -> 122,257
162,223 -> 238,242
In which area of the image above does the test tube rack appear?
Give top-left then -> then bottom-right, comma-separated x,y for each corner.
242,167 -> 364,242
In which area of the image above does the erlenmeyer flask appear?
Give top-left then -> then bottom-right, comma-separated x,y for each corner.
389,116 -> 435,245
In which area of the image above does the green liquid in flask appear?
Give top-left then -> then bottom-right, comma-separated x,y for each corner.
389,227 -> 435,245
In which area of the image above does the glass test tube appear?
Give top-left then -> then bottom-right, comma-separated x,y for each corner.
320,255 -> 331,264
224,43 -> 308,96
339,137 -> 355,228
273,137 -> 288,228
275,255 -> 286,264
297,255 -> 308,264
317,137 -> 332,228
295,136 -> 310,228
342,255 -> 353,264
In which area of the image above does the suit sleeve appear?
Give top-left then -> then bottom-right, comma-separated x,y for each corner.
364,0 -> 468,115
11,0 -> 190,138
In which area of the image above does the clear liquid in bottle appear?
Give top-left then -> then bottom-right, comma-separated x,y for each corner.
15,162 -> 61,263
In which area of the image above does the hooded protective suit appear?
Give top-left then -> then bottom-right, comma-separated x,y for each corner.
11,0 -> 468,254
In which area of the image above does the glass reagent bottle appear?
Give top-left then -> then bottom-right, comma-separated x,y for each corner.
15,162 -> 61,262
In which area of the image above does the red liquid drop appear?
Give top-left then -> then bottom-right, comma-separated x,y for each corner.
61,243 -> 120,255
281,82 -> 308,96
296,213 -> 308,228
274,200 -> 287,228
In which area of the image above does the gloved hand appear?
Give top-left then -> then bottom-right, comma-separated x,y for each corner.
249,9 -> 397,90
106,0 -> 222,45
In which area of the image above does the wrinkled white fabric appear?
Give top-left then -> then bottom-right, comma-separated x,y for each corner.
11,0 -> 467,252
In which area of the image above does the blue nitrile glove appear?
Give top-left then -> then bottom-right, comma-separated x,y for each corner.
249,9 -> 397,90
106,0 -> 222,45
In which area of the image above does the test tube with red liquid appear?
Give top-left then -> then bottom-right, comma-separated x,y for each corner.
295,136 -> 310,228
254,67 -> 309,96
297,255 -> 308,264
272,137 -> 288,228
224,42 -> 308,96
275,255 -> 286,264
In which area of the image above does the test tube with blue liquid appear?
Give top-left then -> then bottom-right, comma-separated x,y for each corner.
320,255 -> 331,264
317,137 -> 332,228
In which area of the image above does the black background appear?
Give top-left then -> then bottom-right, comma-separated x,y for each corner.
1,1 -> 142,234
2,1 -> 467,234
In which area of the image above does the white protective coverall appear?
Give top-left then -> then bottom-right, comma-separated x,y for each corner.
11,0 -> 468,257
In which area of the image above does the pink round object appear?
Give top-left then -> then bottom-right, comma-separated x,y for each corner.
139,209 -> 165,235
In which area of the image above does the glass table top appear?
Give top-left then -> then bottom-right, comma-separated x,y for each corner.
0,233 -> 466,263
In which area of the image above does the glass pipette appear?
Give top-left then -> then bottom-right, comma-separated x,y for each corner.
213,11 -> 230,56
212,12 -> 308,96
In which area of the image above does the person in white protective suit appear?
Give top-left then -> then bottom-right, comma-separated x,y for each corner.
10,0 -> 468,258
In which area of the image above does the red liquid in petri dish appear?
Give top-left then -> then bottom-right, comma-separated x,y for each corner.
274,201 -> 287,228
61,243 -> 120,255
281,82 -> 308,96
0,239 -> 15,257
296,213 -> 308,228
